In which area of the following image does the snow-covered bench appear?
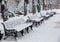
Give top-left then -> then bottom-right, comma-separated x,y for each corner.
2,17 -> 33,40
27,14 -> 44,27
46,9 -> 56,17
41,10 -> 51,20
50,12 -> 56,15
46,10 -> 54,17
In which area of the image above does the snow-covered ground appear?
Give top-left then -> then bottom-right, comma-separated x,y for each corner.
0,12 -> 60,42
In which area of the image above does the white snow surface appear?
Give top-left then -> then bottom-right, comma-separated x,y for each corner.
0,10 -> 60,42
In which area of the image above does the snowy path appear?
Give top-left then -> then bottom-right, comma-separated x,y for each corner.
1,14 -> 60,42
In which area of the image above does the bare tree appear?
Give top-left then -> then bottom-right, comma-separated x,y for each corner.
1,0 -> 8,22
37,0 -> 41,12
32,0 -> 36,14
42,0 -> 45,10
24,0 -> 29,16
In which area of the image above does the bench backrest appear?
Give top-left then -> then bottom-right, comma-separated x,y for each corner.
28,15 -> 38,20
41,10 -> 47,16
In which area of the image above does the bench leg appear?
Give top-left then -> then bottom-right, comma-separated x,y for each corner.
41,19 -> 44,24
26,27 -> 29,33
30,25 -> 33,30
0,34 -> 3,40
33,21 -> 36,27
14,31 -> 17,40
47,17 -> 49,19
20,30 -> 24,36
38,22 -> 40,25
35,22 -> 38,27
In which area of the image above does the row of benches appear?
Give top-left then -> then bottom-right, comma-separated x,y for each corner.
1,12 -> 56,40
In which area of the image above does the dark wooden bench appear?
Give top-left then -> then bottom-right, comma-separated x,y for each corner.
27,14 -> 44,27
2,17 -> 33,40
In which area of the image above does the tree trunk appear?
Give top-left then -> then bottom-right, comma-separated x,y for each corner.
1,4 -> 6,22
24,2 -> 27,16
1,1 -> 8,22
43,0 -> 45,10
24,0 -> 29,16
37,0 -> 40,12
32,0 -> 36,14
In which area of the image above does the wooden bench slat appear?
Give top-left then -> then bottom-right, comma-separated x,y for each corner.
5,23 -> 32,31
